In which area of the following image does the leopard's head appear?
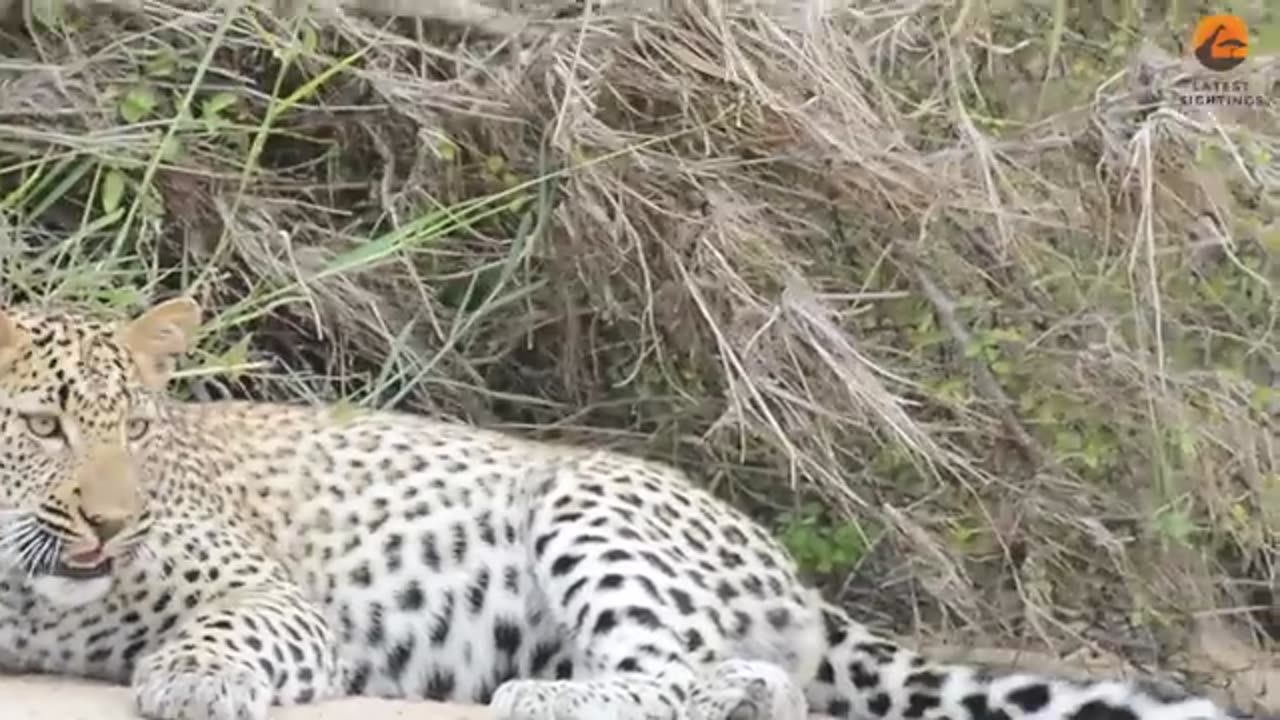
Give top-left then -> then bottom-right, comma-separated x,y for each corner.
0,297 -> 200,604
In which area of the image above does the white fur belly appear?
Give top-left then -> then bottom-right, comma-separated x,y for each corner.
282,485 -> 570,703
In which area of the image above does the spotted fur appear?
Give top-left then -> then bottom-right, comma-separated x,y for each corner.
0,299 -> 1242,720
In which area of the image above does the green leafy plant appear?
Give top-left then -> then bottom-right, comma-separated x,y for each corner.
778,503 -> 874,576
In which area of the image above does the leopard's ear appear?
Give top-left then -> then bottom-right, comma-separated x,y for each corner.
120,297 -> 202,389
0,308 -> 28,371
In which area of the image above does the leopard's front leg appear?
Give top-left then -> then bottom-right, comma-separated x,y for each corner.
131,581 -> 344,720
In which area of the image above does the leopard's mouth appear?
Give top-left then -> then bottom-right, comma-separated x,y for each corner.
51,551 -> 115,580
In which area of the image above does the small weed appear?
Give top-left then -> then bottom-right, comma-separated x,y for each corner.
778,504 -> 875,576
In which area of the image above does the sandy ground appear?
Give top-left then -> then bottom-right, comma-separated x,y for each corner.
0,674 -> 494,719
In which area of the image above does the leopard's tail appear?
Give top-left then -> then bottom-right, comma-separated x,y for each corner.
804,602 -> 1238,720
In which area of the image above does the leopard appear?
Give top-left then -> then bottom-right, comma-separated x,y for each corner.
0,297 -> 1244,720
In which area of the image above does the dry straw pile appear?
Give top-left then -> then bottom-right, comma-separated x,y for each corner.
0,0 -> 1276,713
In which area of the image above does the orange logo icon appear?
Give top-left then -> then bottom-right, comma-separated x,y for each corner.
1191,15 -> 1249,71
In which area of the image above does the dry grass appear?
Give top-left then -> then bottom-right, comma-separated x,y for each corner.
1,0 -> 1277,713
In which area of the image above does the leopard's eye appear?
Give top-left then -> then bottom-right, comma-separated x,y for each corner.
125,418 -> 150,441
23,414 -> 62,440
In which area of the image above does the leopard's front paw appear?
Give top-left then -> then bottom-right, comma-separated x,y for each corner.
690,660 -> 807,720
131,649 -> 272,720
491,677 -> 681,720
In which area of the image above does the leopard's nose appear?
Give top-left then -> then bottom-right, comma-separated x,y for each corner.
86,514 -> 127,543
